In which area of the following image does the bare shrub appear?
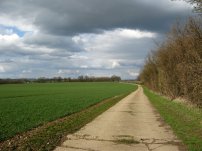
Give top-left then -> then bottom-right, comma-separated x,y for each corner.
140,17 -> 202,106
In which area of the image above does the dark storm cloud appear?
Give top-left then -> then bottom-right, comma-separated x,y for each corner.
23,33 -> 82,52
34,0 -> 192,35
0,0 -> 192,35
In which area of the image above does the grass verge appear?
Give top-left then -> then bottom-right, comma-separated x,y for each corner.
143,86 -> 202,151
0,92 -> 134,151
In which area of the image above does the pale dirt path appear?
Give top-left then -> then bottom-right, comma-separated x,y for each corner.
55,86 -> 185,151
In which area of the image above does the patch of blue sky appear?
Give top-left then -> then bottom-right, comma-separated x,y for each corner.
0,24 -> 26,37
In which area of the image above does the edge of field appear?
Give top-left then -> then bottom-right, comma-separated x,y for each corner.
143,86 -> 202,151
0,86 -> 137,151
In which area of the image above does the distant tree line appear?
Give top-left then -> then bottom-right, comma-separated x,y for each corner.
0,75 -> 121,84
139,17 -> 202,107
0,79 -> 31,84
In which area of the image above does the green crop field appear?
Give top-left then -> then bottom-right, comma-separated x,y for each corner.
0,82 -> 135,141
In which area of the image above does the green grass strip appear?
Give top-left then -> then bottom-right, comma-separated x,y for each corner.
143,86 -> 202,151
0,91 -> 134,151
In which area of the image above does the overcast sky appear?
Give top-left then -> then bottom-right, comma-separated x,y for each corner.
0,0 -> 193,79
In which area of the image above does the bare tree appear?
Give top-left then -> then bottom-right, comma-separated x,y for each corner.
140,17 -> 202,106
172,0 -> 202,13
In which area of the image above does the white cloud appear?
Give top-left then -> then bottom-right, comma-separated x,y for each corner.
72,28 -> 157,53
0,14 -> 36,31
80,65 -> 88,69
0,27 -> 157,79
127,70 -> 139,77
0,65 -> 5,73
0,34 -> 20,44
22,69 -> 32,73
111,60 -> 120,69
118,29 -> 156,38
70,55 -> 88,60
58,69 -> 80,75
